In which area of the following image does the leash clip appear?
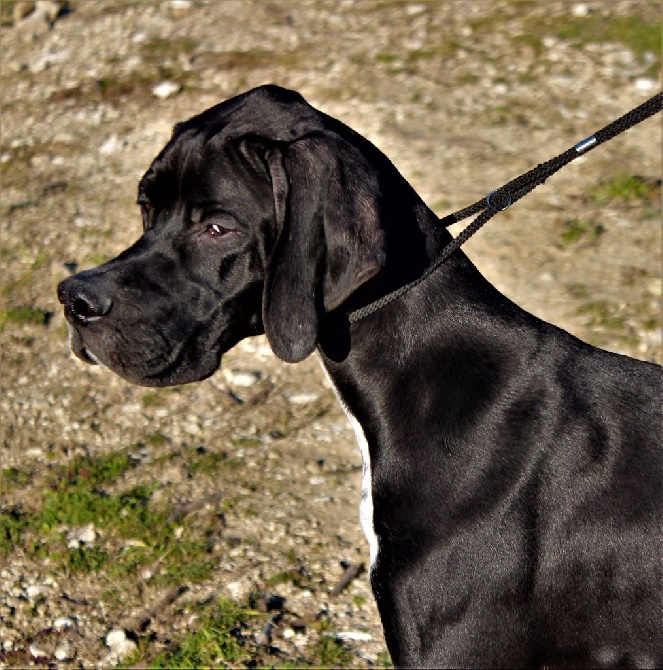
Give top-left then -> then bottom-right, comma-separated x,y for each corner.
486,189 -> 512,211
574,135 -> 597,154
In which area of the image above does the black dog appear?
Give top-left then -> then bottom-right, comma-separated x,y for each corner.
58,85 -> 662,668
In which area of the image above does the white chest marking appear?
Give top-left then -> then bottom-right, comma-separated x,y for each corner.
319,361 -> 379,570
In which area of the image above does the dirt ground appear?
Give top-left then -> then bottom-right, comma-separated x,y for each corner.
0,0 -> 660,667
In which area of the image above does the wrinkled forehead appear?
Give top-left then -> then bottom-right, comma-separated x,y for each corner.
137,125 -> 232,203
135,85 -> 332,204
137,126 -> 277,215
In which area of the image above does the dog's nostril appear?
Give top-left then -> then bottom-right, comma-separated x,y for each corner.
70,294 -> 112,322
72,297 -> 94,319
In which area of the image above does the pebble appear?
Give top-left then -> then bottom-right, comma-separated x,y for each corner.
29,643 -> 48,658
99,134 -> 125,155
634,78 -> 656,92
163,0 -> 193,19
334,631 -> 373,641
571,3 -> 589,17
26,584 -> 48,600
53,616 -> 75,629
288,392 -> 320,405
67,523 -> 96,548
223,369 -> 262,387
105,629 -> 138,659
405,3 -> 426,15
55,641 -> 76,662
152,81 -> 181,99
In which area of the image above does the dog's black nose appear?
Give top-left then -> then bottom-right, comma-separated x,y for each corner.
57,277 -> 113,324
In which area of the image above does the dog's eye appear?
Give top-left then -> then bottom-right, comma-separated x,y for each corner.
207,223 -> 232,237
203,212 -> 237,237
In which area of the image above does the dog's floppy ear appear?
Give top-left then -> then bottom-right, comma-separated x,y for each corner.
262,134 -> 385,363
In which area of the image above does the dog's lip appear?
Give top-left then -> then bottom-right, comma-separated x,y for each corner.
66,322 -> 101,366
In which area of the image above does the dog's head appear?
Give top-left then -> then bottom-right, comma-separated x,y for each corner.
57,85 -> 398,386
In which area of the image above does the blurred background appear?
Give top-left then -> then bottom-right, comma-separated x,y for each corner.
0,1 -> 660,666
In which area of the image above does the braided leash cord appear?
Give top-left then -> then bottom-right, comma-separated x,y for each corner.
348,92 -> 662,324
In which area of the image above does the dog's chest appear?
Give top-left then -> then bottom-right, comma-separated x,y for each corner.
318,359 -> 379,569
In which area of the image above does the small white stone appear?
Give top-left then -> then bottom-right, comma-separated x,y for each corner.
226,580 -> 244,600
283,627 -> 295,639
29,643 -> 48,658
288,393 -> 319,405
634,78 -> 656,92
106,629 -> 125,646
571,4 -> 589,17
54,642 -> 75,662
99,134 -> 124,155
405,3 -> 426,15
152,81 -> 181,99
164,0 -> 193,18
67,523 -> 95,547
224,369 -> 261,387
53,616 -> 75,630
106,629 -> 138,659
26,584 -> 47,600
183,422 -> 201,435
334,631 -> 373,641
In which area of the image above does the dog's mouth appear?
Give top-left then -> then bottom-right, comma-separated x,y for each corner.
66,323 -> 102,366
63,318 -> 226,388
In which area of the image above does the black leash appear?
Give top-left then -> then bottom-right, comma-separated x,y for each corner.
348,92 -> 663,324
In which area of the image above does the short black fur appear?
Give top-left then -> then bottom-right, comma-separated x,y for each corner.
58,85 -> 662,668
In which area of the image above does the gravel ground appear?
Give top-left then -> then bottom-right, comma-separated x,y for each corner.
0,0 -> 660,667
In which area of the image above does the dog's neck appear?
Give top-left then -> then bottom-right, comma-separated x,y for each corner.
343,200 -> 453,315
318,203 -> 534,459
